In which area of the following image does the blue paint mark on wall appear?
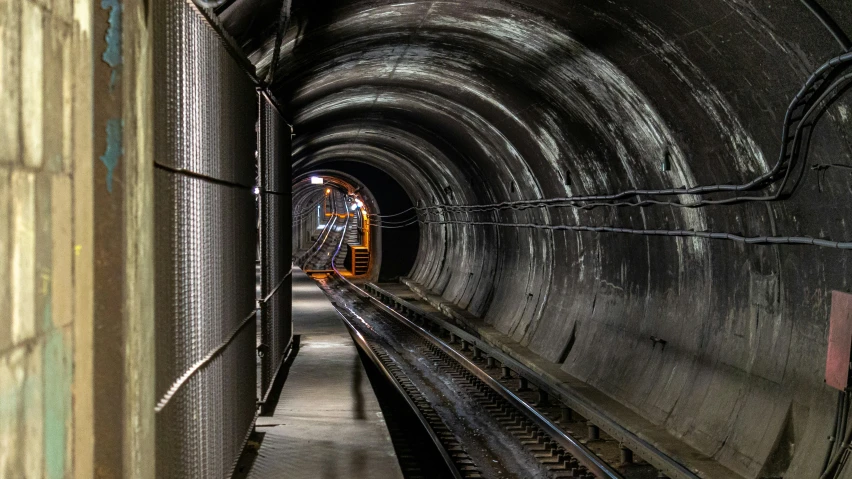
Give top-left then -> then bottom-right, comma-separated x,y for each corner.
100,119 -> 123,193
101,0 -> 122,90
43,300 -> 70,479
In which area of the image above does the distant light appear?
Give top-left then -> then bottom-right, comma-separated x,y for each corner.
350,203 -> 358,211
325,188 -> 331,194
310,176 -> 324,185
355,199 -> 364,208
253,187 -> 260,195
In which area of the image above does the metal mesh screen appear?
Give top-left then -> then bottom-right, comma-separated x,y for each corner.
153,1 -> 258,477
258,96 -> 292,401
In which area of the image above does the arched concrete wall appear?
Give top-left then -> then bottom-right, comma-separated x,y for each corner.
228,1 -> 852,476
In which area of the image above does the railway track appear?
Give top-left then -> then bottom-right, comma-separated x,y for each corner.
309,196 -> 673,479
322,275 -> 639,479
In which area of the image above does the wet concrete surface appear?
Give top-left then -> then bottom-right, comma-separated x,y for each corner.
262,1 -> 852,475
322,276 -> 572,479
239,269 -> 403,479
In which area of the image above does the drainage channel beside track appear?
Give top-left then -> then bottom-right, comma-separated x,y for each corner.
319,275 -> 637,479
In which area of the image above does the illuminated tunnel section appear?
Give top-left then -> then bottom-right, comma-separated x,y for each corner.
321,161 -> 419,281
292,170 -> 419,281
291,175 -> 371,275
214,1 -> 852,478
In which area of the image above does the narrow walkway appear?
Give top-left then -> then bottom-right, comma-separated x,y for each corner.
246,268 -> 403,479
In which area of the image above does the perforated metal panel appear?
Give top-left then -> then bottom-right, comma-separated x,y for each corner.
153,1 -> 258,477
258,95 -> 293,401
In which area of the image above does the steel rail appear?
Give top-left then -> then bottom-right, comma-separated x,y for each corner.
328,231 -> 621,478
356,286 -> 620,478
329,211 -> 470,478
296,194 -> 341,267
334,310 -> 465,479
295,214 -> 336,266
366,282 -> 702,479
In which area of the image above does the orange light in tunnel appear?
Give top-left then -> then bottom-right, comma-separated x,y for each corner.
325,188 -> 331,194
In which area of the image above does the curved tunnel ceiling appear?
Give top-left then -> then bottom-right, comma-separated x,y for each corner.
220,1 -> 852,477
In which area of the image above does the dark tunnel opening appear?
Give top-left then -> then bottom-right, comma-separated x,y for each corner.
321,161 -> 420,282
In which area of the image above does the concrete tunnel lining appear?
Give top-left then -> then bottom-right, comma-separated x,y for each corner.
216,1 -> 852,477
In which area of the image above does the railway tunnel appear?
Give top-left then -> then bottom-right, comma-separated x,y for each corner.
2,0 -> 852,478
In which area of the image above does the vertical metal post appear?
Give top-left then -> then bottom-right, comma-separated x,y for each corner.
560,406 -> 573,423
587,422 -> 600,441
620,445 -> 634,465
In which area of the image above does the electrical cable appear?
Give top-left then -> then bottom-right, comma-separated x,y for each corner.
813,163 -> 852,171
405,53 -> 852,215
298,62 -> 852,221
822,412 -> 852,479
824,392 -> 845,474
154,161 -> 254,190
292,198 -> 324,222
428,62 -> 838,217
368,206 -> 419,218
297,200 -> 339,267
371,215 -> 421,225
799,0 -> 852,51
293,54 -> 852,249
829,391 -> 852,479
369,218 -> 420,229
265,0 -> 292,85
418,218 -> 852,249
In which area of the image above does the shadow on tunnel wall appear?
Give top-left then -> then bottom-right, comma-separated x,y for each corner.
324,161 -> 419,281
229,0 -> 852,476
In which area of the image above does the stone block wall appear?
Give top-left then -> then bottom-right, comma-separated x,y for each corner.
0,0 -> 83,477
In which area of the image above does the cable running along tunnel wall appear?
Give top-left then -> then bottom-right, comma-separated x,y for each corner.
219,1 -> 852,477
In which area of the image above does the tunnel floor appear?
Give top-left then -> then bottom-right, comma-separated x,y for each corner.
235,268 -> 403,479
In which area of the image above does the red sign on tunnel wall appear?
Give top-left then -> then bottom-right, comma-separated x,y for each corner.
826,291 -> 852,391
